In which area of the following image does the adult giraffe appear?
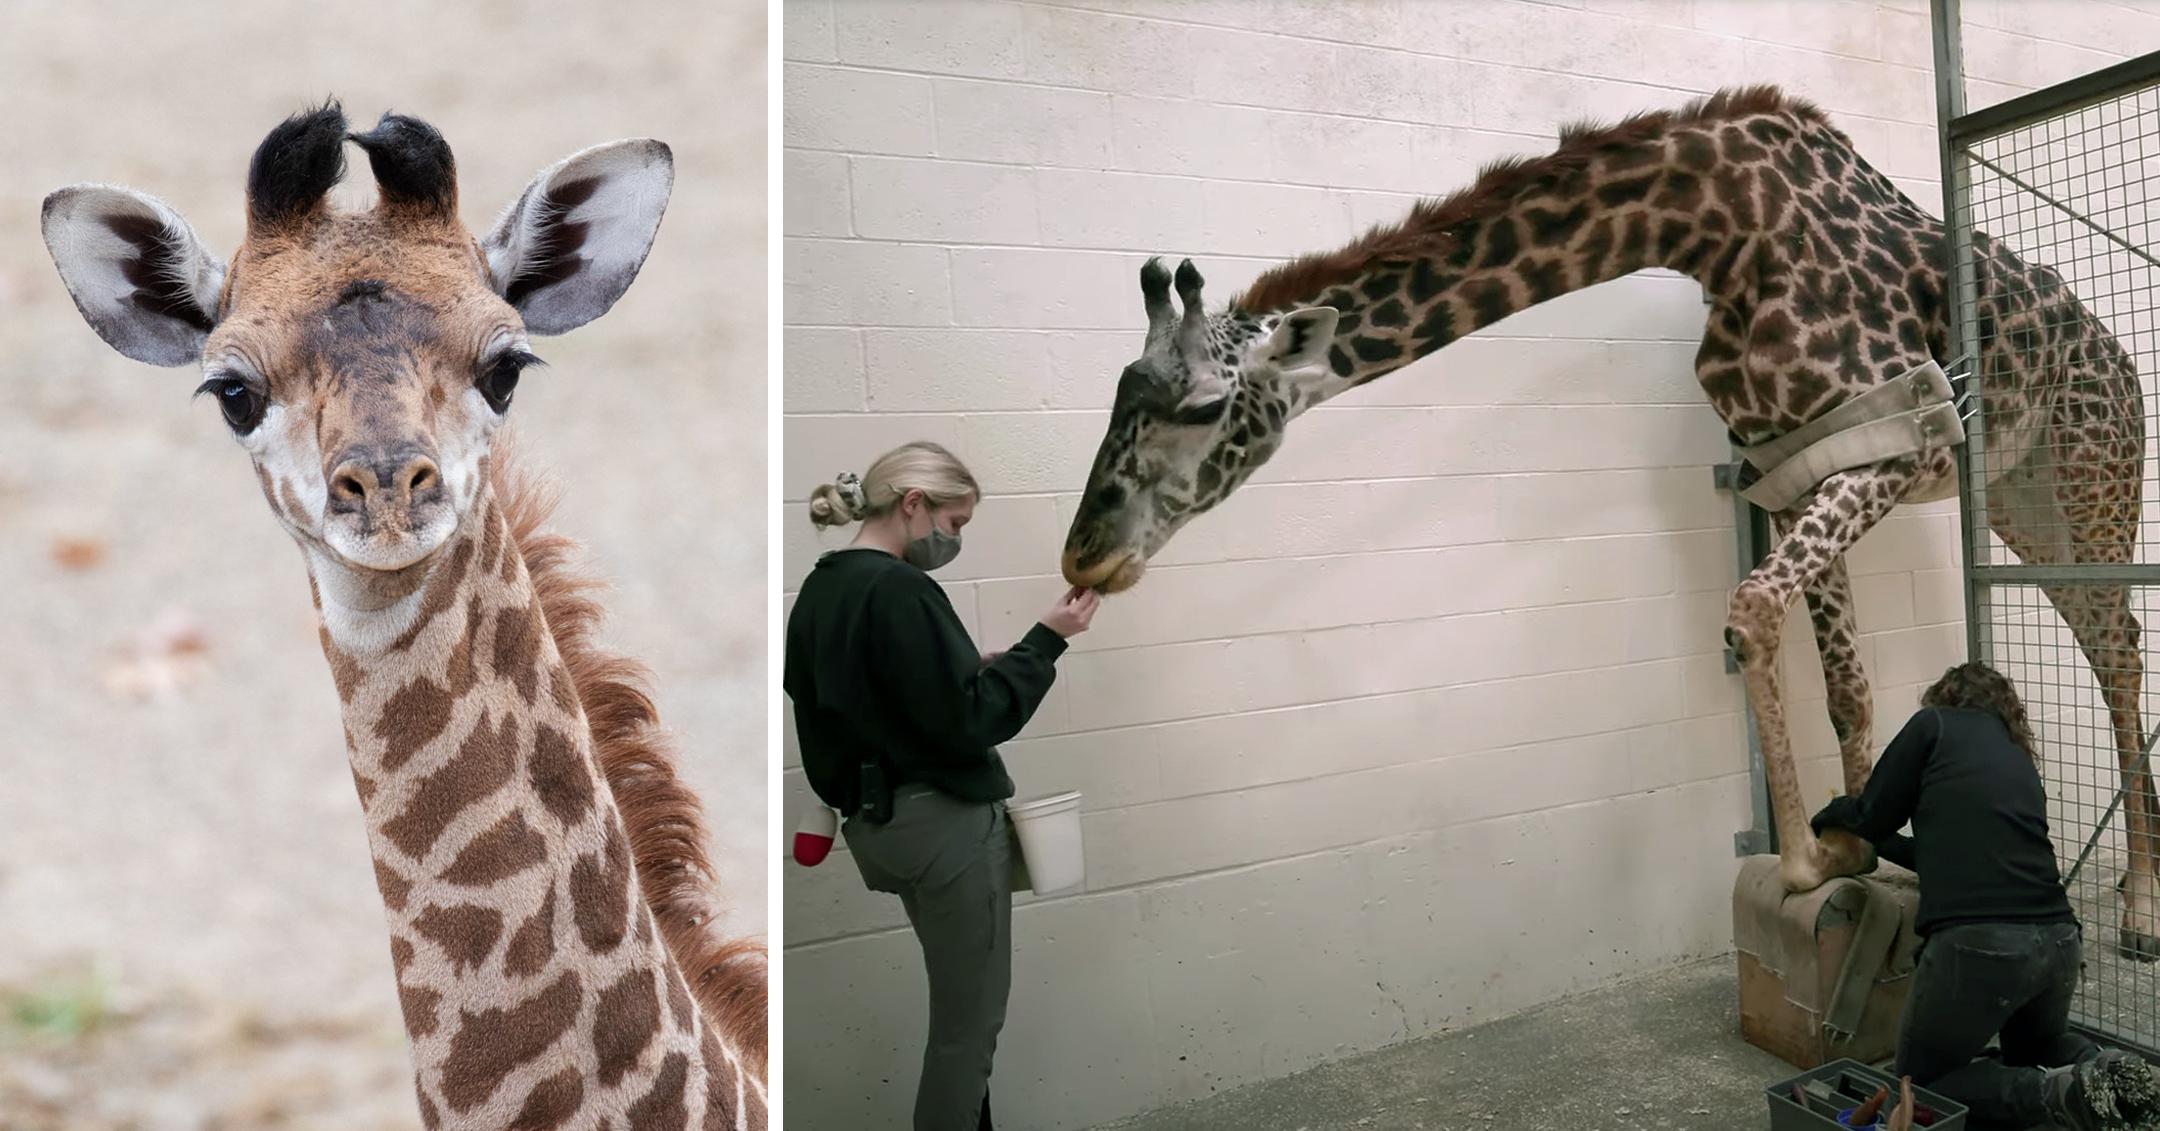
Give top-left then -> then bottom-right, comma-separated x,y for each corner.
1060,85 -> 2158,960
41,103 -> 767,1125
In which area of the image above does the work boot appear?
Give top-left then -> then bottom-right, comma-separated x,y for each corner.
2094,1050 -> 2160,1131
2044,1059 -> 2126,1130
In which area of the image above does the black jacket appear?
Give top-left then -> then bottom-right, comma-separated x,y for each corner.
784,547 -> 1067,814
1811,705 -> 2073,937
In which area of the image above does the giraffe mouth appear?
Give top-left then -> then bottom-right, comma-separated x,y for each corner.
1098,555 -> 1145,594
323,512 -> 458,573
1063,548 -> 1146,594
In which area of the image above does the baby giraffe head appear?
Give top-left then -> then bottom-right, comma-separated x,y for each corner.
1060,256 -> 1337,593
41,101 -> 670,593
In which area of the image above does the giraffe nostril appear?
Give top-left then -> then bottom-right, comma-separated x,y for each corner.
327,453 -> 440,509
391,451 -> 442,500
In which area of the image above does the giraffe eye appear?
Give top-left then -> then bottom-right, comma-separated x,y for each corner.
477,349 -> 540,414
1165,395 -> 1229,427
196,375 -> 268,434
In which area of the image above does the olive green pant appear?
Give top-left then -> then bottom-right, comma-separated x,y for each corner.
844,785 -> 1014,1131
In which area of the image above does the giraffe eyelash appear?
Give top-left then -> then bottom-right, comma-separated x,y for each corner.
1165,397 -> 1230,427
488,347 -> 546,372
191,370 -> 266,400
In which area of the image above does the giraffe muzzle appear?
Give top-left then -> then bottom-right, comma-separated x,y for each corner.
1061,545 -> 1144,594
322,445 -> 455,571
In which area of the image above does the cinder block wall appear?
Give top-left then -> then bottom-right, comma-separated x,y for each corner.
781,2 -> 2137,1126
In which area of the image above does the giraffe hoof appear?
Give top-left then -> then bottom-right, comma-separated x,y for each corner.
2118,930 -> 2160,963
1778,857 -> 1828,894
1818,829 -> 1877,879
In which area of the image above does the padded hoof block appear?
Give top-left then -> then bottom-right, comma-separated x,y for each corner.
1734,854 -> 1924,1070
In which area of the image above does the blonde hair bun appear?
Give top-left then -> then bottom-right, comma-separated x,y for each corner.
804,444 -> 977,530
807,472 -> 865,528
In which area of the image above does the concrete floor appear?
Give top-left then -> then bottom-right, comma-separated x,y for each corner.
1094,954 -> 1815,1131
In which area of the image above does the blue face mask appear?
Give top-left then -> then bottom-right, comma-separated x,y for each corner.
903,508 -> 962,572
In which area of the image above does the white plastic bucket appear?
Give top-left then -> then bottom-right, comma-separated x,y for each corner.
1006,791 -> 1085,894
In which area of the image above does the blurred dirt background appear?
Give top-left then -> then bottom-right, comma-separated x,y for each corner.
0,2 -> 768,1127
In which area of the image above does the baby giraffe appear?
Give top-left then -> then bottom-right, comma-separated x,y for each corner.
41,103 -> 766,1128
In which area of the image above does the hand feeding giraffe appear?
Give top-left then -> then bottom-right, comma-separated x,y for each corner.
1060,85 -> 2159,961
41,103 -> 768,1126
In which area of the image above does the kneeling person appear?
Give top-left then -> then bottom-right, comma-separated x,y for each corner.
1812,661 -> 2159,1130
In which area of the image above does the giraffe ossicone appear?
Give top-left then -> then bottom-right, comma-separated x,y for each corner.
41,100 -> 769,1127
1061,84 -> 2160,962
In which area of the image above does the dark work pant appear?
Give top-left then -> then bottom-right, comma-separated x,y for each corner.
844,785 -> 1015,1131
1896,919 -> 2098,1129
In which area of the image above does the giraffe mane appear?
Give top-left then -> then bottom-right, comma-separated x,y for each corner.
1231,84 -> 1831,315
486,436 -> 768,1077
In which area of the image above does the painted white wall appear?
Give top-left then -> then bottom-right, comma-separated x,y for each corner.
781,2 -> 2141,1126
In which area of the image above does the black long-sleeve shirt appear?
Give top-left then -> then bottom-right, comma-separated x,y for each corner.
784,546 -> 1068,814
1810,705 -> 2073,937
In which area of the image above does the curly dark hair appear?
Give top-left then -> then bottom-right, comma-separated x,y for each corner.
1920,661 -> 2039,764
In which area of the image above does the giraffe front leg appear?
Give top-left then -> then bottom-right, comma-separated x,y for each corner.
1726,579 -> 1823,889
1730,580 -> 1875,892
1806,560 -> 1882,884
1805,558 -> 1877,799
1731,457 -> 1935,893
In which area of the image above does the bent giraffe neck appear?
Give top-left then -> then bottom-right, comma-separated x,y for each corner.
1235,106 -> 1806,400
313,484 -> 747,1128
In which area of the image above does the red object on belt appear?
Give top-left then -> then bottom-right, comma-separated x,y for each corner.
794,804 -> 837,866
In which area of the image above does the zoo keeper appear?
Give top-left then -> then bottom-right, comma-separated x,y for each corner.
784,439 -> 1100,1131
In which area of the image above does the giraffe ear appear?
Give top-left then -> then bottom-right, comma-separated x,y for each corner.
40,185 -> 226,367
481,138 -> 673,335
1258,306 -> 1337,373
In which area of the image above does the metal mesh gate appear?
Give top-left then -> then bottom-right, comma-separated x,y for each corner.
1937,4 -> 2160,1056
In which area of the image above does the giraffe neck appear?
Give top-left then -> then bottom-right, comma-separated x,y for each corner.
1237,109 -> 1795,402
312,485 -> 747,1129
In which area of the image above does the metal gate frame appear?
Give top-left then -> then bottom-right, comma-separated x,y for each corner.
1933,0 -> 2160,1060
